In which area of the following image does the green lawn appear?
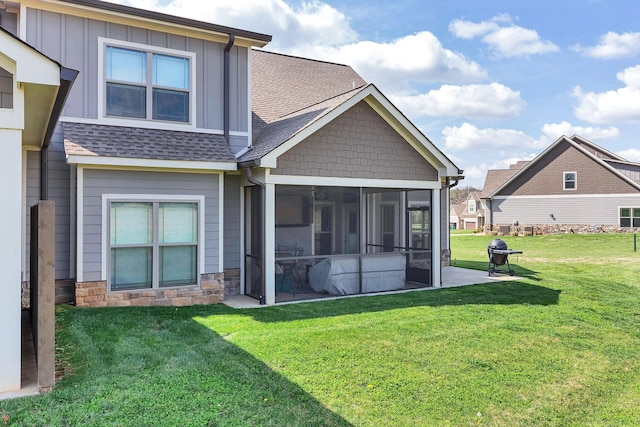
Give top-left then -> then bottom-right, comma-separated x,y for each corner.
2,234 -> 640,426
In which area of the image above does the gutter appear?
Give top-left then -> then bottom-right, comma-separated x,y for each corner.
41,66 -> 79,200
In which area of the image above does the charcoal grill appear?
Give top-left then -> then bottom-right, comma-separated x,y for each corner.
487,238 -> 522,276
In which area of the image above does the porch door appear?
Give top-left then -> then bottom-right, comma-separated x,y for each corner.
314,203 -> 334,255
381,203 -> 399,252
344,206 -> 359,254
244,186 -> 263,299
406,205 -> 431,284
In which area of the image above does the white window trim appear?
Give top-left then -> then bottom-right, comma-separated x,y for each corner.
101,194 -> 206,291
563,171 -> 577,191
618,206 -> 640,228
97,37 -> 197,129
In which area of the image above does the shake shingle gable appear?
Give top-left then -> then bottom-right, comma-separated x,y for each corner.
62,122 -> 236,163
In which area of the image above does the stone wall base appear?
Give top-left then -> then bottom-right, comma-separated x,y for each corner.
223,268 -> 240,296
75,273 -> 225,308
441,249 -> 451,267
22,279 -> 76,309
484,224 -> 640,236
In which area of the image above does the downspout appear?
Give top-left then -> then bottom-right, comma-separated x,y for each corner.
40,67 -> 79,200
223,34 -> 235,146
246,166 -> 266,304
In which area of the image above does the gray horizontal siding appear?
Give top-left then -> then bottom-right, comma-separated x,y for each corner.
0,9 -> 18,35
224,174 -> 241,269
490,195 -> 640,225
81,169 -> 220,282
25,7 -> 249,133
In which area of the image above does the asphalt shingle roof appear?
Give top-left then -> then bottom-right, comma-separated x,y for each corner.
62,122 -> 236,163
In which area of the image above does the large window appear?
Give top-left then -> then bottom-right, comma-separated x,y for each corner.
109,201 -> 198,290
620,207 -> 640,228
564,171 -> 576,190
105,45 -> 191,122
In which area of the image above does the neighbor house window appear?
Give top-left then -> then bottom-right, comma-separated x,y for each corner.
109,201 -> 198,290
468,200 -> 475,213
106,45 -> 191,122
619,208 -> 640,228
564,172 -> 576,190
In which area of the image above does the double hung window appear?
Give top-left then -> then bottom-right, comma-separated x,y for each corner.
619,208 -> 640,228
563,172 -> 576,190
109,201 -> 198,290
106,45 -> 191,122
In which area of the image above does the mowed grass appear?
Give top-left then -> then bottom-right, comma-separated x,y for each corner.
2,233 -> 640,426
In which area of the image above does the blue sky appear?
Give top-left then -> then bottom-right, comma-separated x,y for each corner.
109,0 -> 640,187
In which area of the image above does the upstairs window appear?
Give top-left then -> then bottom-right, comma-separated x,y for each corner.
467,200 -> 475,213
563,172 -> 576,190
105,45 -> 191,123
619,208 -> 640,228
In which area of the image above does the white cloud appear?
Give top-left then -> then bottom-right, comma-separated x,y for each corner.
107,0 -> 358,50
303,32 -> 487,89
540,121 -> 620,141
573,31 -> 640,59
391,83 -> 524,119
442,122 -> 538,151
449,14 -> 559,58
573,65 -> 640,124
618,148 -> 640,162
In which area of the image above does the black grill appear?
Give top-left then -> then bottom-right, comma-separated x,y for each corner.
487,239 -> 522,276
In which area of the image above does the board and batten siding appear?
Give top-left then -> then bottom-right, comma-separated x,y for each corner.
490,195 -> 640,226
24,128 -> 73,281
223,174 -> 241,269
24,7 -> 250,136
81,169 -> 220,282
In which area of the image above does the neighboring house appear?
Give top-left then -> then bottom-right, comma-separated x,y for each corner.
481,135 -> 640,231
0,0 -> 463,393
449,203 -> 464,230
449,191 -> 485,230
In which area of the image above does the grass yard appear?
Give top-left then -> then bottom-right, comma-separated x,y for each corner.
1,234 -> 640,426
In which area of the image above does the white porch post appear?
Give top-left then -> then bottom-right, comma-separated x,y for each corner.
432,187 -> 441,288
263,182 -> 276,305
0,130 -> 23,392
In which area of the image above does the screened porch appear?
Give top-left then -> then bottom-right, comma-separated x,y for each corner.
244,185 -> 434,303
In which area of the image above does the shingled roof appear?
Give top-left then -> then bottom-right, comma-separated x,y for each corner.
251,50 -> 367,127
63,122 -> 236,163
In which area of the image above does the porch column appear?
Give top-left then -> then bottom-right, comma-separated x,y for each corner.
432,187 -> 441,288
263,183 -> 276,305
0,130 -> 23,392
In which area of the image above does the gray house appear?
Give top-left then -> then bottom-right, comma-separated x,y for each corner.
1,0 -> 464,394
482,135 -> 640,232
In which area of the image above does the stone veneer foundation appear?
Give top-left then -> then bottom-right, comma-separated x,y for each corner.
223,268 -> 240,296
75,273 -> 224,308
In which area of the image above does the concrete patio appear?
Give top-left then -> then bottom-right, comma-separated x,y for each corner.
224,266 -> 522,309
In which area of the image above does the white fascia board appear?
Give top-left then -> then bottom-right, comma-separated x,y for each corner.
488,135 -> 570,198
363,87 -> 461,177
66,155 -> 238,171
258,84 -> 461,177
265,174 -> 442,189
0,31 -> 60,86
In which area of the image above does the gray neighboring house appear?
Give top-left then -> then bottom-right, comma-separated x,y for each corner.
481,135 -> 640,232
